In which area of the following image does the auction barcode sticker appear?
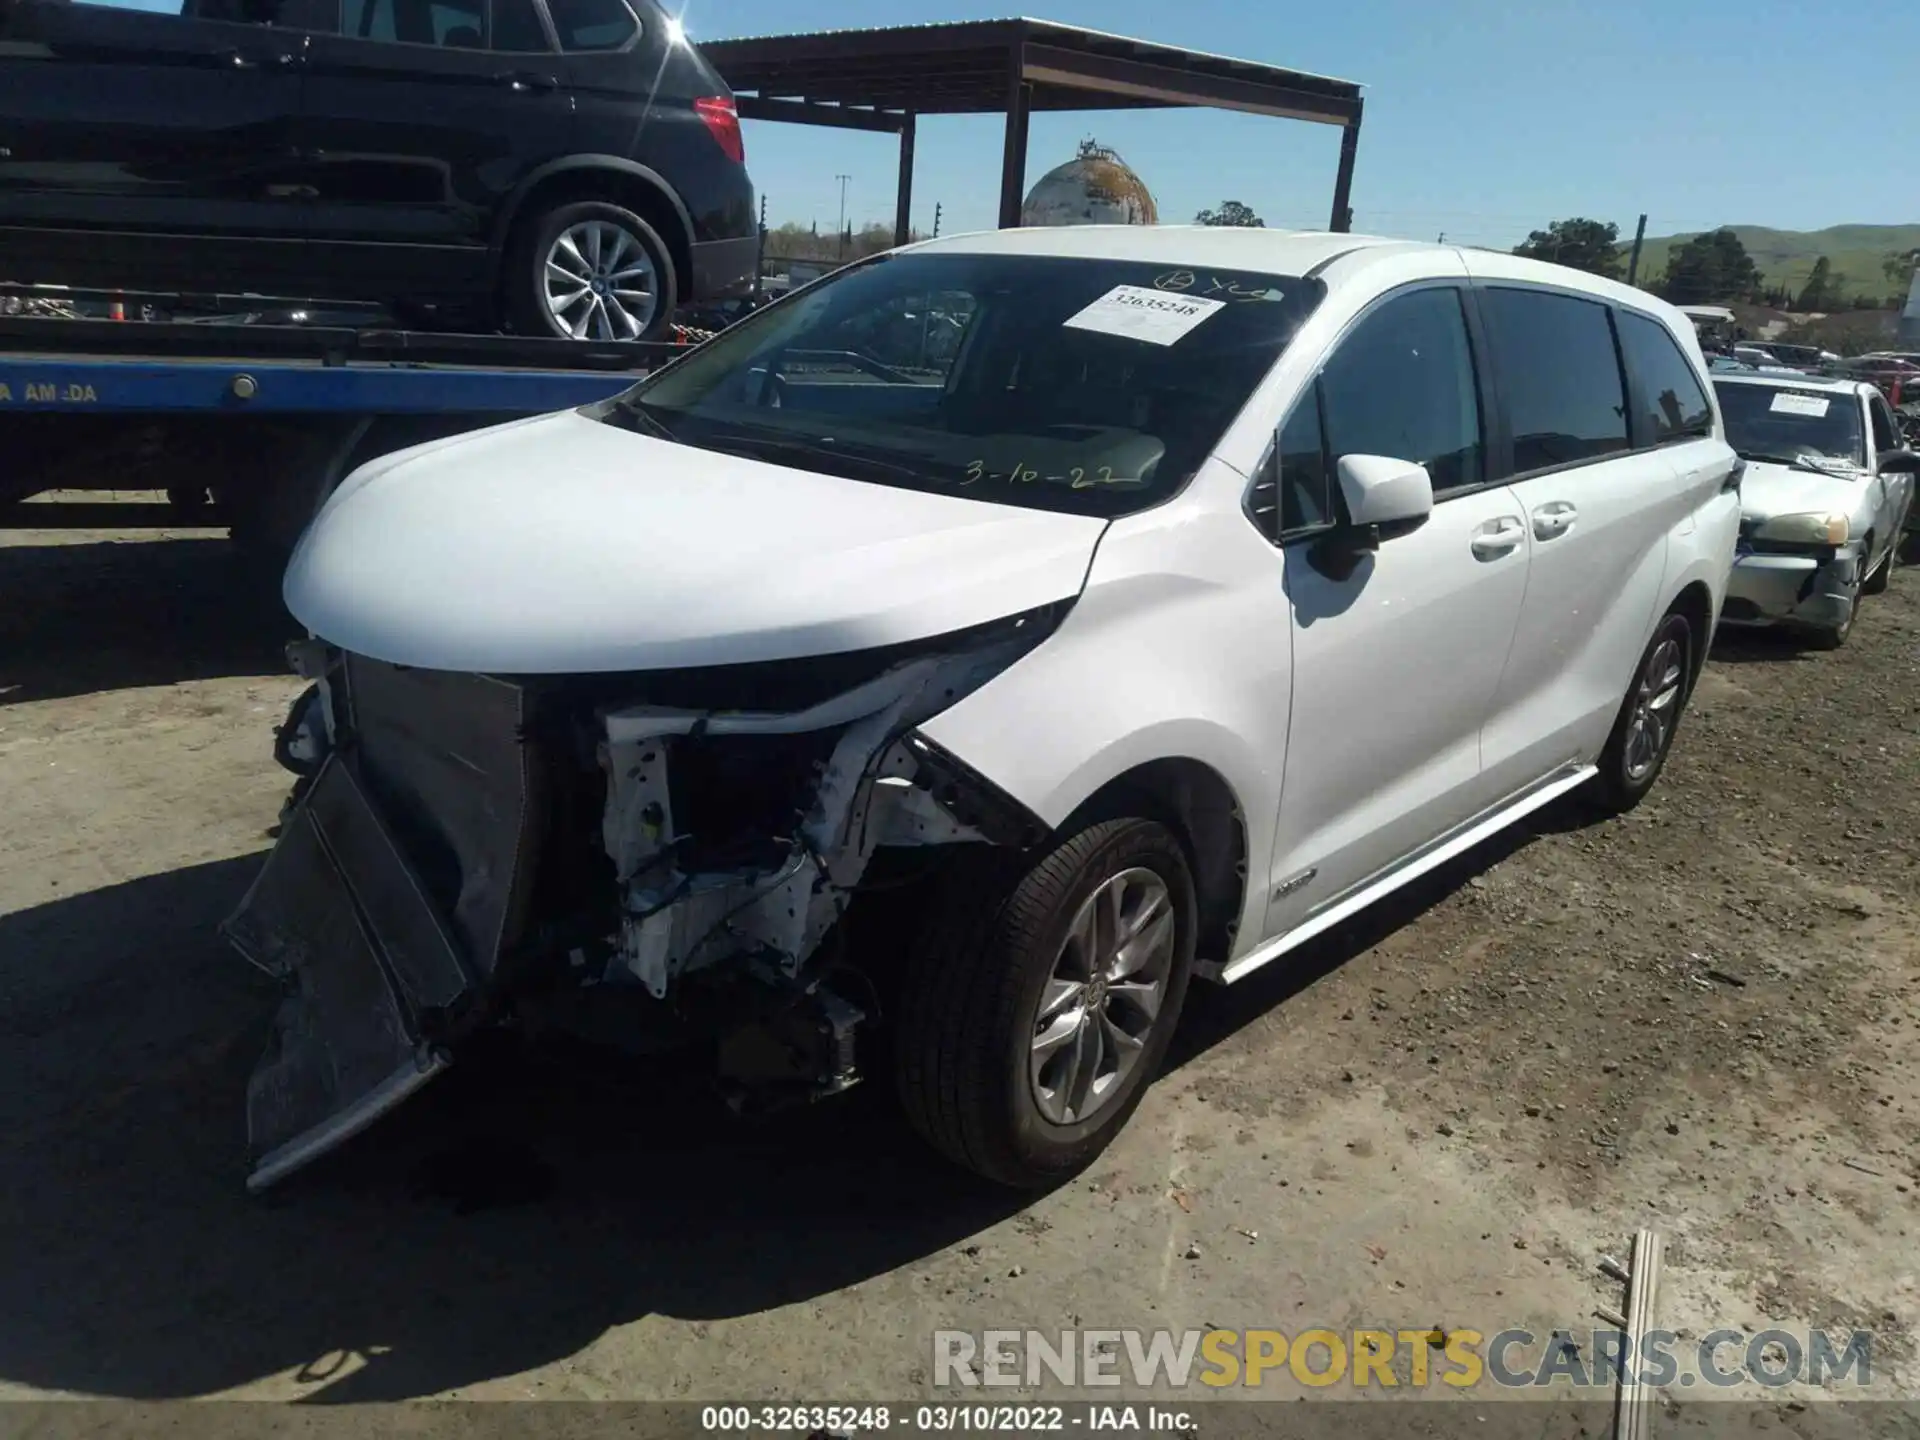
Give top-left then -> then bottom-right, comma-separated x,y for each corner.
1063,285 -> 1226,346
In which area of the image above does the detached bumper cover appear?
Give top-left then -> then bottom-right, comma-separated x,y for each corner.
224,758 -> 467,1191
223,659 -> 535,1191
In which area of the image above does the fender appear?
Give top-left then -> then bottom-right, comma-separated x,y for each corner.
918,472 -> 1295,958
489,156 -> 693,261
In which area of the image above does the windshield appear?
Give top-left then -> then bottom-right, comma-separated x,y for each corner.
591,251 -> 1326,517
1713,381 -> 1865,467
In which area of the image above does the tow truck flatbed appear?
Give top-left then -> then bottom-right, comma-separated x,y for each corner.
0,310 -> 682,551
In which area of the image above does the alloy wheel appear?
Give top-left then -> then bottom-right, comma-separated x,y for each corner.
1029,867 -> 1176,1126
1622,634 -> 1685,782
541,220 -> 659,340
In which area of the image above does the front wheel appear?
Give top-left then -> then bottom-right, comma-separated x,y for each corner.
894,819 -> 1197,1189
506,200 -> 676,343
1588,609 -> 1694,813
1804,593 -> 1855,649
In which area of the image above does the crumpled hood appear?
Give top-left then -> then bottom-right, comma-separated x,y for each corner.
284,411 -> 1107,673
1738,459 -> 1868,523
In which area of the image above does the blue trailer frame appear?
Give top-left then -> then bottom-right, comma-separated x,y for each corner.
0,315 -> 681,549
0,354 -> 639,415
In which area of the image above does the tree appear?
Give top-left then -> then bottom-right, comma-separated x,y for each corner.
1661,228 -> 1761,304
1512,217 -> 1622,279
1885,247 -> 1920,297
1796,256 -> 1836,312
1195,200 -> 1264,228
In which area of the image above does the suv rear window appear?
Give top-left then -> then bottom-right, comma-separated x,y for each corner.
599,252 -> 1326,519
1481,286 -> 1630,473
545,0 -> 636,48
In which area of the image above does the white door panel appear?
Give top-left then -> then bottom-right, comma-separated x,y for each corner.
1480,451 -> 1675,795
1266,485 -> 1529,936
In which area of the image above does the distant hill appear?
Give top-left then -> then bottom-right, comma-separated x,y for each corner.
1624,224 -> 1920,300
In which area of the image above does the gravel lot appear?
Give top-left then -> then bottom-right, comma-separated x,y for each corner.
2,521 -> 1916,1422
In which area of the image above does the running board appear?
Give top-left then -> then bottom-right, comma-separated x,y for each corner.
1202,763 -> 1597,986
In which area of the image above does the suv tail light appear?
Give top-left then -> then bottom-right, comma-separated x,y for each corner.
694,96 -> 744,163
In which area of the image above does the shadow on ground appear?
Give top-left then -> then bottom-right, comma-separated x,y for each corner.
0,537 -> 295,703
0,795 -> 1588,1403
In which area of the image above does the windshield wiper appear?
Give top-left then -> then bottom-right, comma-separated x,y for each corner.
606,398 -> 677,442
1791,453 -> 1864,475
715,431 -> 940,486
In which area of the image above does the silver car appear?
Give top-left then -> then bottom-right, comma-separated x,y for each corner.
1713,374 -> 1918,648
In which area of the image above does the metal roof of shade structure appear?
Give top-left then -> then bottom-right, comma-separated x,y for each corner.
700,18 -> 1365,246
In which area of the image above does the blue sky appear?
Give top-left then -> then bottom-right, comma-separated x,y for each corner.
695,0 -> 1919,247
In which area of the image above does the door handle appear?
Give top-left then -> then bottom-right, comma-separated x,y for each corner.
1470,516 -> 1525,559
223,49 -> 257,68
1531,501 -> 1578,541
497,71 -> 558,92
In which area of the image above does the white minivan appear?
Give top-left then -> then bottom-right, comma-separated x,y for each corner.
232,227 -> 1740,1192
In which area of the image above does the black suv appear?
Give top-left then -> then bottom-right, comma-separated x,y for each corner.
0,0 -> 757,340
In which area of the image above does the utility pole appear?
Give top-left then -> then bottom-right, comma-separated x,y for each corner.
756,193 -> 768,296
1626,212 -> 1648,286
835,174 -> 850,258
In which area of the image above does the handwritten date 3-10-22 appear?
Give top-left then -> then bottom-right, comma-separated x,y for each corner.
960,459 -> 1147,490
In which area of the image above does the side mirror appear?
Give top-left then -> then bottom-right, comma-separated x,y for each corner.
1337,453 -> 1435,529
1308,454 -> 1435,582
1878,449 -> 1920,476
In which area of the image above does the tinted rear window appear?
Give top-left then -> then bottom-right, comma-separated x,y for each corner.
546,0 -> 635,48
1481,287 -> 1630,472
1615,310 -> 1713,443
490,0 -> 548,49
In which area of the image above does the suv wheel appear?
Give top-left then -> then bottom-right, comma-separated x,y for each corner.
508,199 -> 676,342
894,819 -> 1196,1189
1589,609 -> 1694,813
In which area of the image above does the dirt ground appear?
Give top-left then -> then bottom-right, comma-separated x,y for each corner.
1,519 -> 1917,1424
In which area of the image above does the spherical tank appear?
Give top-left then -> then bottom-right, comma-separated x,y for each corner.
1019,140 -> 1158,227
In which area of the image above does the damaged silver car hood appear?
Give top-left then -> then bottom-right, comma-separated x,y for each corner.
283,411 -> 1110,673
1737,460 -> 1866,522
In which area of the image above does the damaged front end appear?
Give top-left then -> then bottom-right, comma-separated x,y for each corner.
222,607 -> 1060,1191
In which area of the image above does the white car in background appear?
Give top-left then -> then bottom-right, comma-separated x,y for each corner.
233,228 -> 1740,1193
1712,374 -> 1918,648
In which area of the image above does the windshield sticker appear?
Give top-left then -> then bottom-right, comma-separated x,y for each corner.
1769,392 -> 1831,418
1064,285 -> 1226,347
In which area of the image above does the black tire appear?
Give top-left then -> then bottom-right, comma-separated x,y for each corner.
504,199 -> 677,343
894,818 -> 1197,1189
1588,608 -> 1695,814
1804,595 -> 1855,650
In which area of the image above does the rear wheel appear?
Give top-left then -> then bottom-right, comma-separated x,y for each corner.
1588,609 -> 1693,813
506,199 -> 676,343
894,819 -> 1196,1189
